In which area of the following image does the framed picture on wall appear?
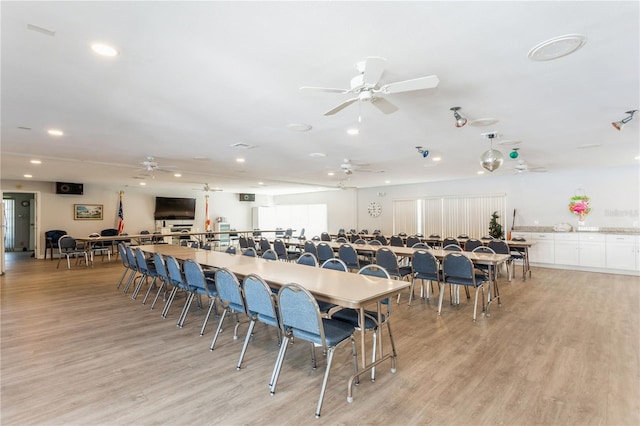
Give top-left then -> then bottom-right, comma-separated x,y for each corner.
74,204 -> 103,220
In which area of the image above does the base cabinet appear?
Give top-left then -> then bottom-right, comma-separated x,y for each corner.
554,233 -> 580,266
606,235 -> 638,271
579,234 -> 606,268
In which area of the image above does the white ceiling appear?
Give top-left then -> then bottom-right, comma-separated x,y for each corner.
2,1 -> 639,195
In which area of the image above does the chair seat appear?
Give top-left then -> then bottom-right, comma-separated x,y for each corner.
332,308 -> 386,330
291,318 -> 355,347
415,271 -> 439,282
445,272 -> 488,287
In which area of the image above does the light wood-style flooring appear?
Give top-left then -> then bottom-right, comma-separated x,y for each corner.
1,251 -> 639,425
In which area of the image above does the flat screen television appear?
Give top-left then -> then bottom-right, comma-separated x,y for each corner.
154,197 -> 196,220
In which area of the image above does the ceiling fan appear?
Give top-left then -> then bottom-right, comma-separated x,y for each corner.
300,56 -> 439,116
193,183 -> 222,193
513,160 -> 547,174
137,156 -> 177,173
339,159 -> 383,175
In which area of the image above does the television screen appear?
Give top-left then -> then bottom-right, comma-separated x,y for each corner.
154,197 -> 196,220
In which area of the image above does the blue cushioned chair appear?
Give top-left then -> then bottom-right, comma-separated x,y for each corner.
297,252 -> 318,267
131,248 -> 158,301
183,259 -> 218,335
210,268 -> 246,351
440,252 -> 489,321
45,229 -> 67,260
409,249 -> 440,305
262,249 -> 278,260
316,242 -> 334,264
270,283 -> 358,418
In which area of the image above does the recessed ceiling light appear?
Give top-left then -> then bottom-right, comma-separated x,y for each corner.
309,152 -> 327,157
528,34 -> 587,61
477,170 -> 485,175
287,123 -> 312,132
91,43 -> 119,57
327,172 -> 335,176
48,129 -> 63,136
431,156 -> 442,162
174,173 -> 181,177
635,155 -> 640,160
236,158 -> 245,163
469,118 -> 499,127
576,143 -> 602,149
30,159 -> 42,164
385,180 -> 391,184
139,182 -> 146,186
258,182 -> 264,185
24,174 -> 32,178
347,128 -> 360,135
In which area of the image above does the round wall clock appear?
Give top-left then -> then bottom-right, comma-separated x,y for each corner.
368,201 -> 382,217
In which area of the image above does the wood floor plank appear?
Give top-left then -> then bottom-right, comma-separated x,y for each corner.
1,251 -> 639,425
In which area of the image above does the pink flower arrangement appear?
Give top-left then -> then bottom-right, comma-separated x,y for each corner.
568,195 -> 591,221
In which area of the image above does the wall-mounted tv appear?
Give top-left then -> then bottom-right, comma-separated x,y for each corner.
154,197 -> 196,220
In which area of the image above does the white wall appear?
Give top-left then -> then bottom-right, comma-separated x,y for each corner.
276,165 -> 640,235
1,180 -> 272,258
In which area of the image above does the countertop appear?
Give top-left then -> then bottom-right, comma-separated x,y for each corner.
513,226 -> 640,235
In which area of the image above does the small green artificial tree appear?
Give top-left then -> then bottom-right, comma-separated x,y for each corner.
489,211 -> 504,239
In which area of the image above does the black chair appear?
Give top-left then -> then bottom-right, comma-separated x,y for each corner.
406,235 -> 421,248
375,235 -> 388,245
45,230 -> 67,260
338,243 -> 366,271
316,242 -> 334,264
320,232 -> 331,242
389,235 -> 404,247
442,237 -> 459,248
488,240 -> 512,279
409,250 -> 440,305
304,240 -> 318,258
273,239 -> 299,261
56,235 -> 88,269
440,253 -> 489,321
510,237 -> 531,280
464,238 -> 483,252
259,237 -> 271,254
99,228 -> 119,253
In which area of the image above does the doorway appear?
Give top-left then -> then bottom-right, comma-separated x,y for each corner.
2,192 -> 37,256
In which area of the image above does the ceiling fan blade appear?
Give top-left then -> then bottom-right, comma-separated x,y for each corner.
300,86 -> 350,94
362,56 -> 386,86
371,97 -> 398,114
378,75 -> 440,94
324,97 -> 359,115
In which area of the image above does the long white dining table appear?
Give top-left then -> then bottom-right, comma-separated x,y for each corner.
138,244 -> 410,402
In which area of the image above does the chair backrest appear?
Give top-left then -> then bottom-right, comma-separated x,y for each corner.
488,240 -> 509,255
321,258 -> 348,272
464,238 -> 483,252
360,229 -> 369,235
238,235 -> 248,249
406,236 -> 421,248
89,232 -> 101,238
412,242 -> 430,249
164,255 -> 185,288
180,240 -> 188,247
303,240 -> 317,257
284,228 -> 293,238
202,242 -> 212,250
338,244 -> 359,268
243,247 -> 257,257
273,239 -> 288,259
443,244 -> 463,251
389,235 -> 404,247
134,248 -> 150,274
472,246 -> 495,255
375,248 -> 400,275
429,234 -> 441,239
46,230 -> 67,248
358,264 -> 391,279
260,238 -> 271,253
215,268 -> 245,313
443,253 -> 476,286
101,228 -> 118,237
457,234 -> 469,239
118,243 -> 130,268
375,235 -> 388,245
125,245 -> 138,271
349,229 -> 357,235
139,230 -> 151,243
320,232 -> 331,241
511,236 -> 527,242
183,259 -> 209,294
335,237 -> 348,243
189,241 -> 199,249
275,228 -> 284,238
297,252 -> 318,267
247,236 -> 257,249
368,239 -> 382,246
58,235 -> 77,252
225,246 -> 236,254
243,274 -> 279,327
253,229 -> 262,237
353,238 -> 367,245
442,237 -> 459,247
311,236 -> 320,241
152,252 -> 168,281
412,250 -> 439,278
277,284 -> 324,344
262,249 -> 278,260
316,242 -> 334,263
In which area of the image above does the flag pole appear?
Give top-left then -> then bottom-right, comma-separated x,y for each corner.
117,191 -> 125,234
205,194 -> 211,231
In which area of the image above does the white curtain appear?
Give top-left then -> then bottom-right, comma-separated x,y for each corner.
423,194 -> 506,238
3,199 -> 15,251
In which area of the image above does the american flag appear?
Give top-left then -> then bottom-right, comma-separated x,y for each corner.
117,191 -> 124,234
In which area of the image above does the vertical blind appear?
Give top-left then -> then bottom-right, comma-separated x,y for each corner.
393,194 -> 506,238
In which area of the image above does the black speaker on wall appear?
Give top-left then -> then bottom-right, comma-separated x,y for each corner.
239,193 -> 255,202
56,182 -> 84,195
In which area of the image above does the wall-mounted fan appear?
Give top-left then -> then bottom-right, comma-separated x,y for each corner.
301,56 -> 439,116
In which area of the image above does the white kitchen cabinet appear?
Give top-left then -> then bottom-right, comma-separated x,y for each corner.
554,233 -> 580,266
527,232 -> 555,264
578,233 -> 606,268
606,235 -> 638,271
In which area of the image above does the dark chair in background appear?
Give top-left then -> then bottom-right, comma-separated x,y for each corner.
45,230 -> 67,260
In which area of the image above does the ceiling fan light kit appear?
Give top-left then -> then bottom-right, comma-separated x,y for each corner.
611,109 -> 638,131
